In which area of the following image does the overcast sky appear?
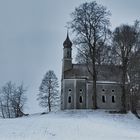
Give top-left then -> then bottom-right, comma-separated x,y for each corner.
0,0 -> 140,113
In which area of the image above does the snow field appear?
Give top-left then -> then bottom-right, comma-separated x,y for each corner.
0,110 -> 140,140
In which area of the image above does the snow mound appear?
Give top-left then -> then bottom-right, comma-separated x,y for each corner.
0,110 -> 140,140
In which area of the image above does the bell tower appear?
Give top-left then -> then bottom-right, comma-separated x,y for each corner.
62,32 -> 72,72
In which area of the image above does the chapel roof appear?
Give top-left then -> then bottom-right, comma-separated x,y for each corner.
64,64 -> 123,83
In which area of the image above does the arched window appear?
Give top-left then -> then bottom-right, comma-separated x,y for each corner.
68,96 -> 71,103
67,51 -> 71,58
102,95 -> 106,103
79,96 -> 83,103
112,96 -> 115,103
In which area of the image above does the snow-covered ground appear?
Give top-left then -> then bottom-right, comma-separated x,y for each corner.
0,110 -> 140,140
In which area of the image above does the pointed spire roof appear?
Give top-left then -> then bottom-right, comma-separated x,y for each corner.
63,31 -> 72,48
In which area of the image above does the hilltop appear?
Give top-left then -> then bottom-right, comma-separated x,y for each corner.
0,110 -> 140,140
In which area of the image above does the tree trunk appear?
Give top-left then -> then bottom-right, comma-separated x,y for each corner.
6,100 -> 10,118
0,101 -> 5,118
121,65 -> 127,113
131,93 -> 136,113
48,86 -> 51,112
48,97 -> 51,112
93,76 -> 97,109
92,49 -> 97,109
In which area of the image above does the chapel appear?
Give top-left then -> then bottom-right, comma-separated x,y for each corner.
61,33 -> 124,110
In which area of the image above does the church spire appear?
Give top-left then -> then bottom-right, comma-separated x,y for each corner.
63,31 -> 72,48
62,31 -> 72,72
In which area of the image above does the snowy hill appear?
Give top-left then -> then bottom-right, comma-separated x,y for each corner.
0,110 -> 140,140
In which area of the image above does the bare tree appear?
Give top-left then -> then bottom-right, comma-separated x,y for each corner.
0,97 -> 5,118
129,48 -> 140,116
69,1 -> 111,109
112,24 -> 139,112
37,70 -> 59,112
11,83 -> 27,117
75,42 -> 114,65
0,81 -> 27,118
1,81 -> 15,118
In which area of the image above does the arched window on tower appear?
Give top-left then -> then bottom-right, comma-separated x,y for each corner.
102,95 -> 106,103
79,96 -> 83,103
68,96 -> 71,103
67,51 -> 71,58
112,96 -> 115,103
